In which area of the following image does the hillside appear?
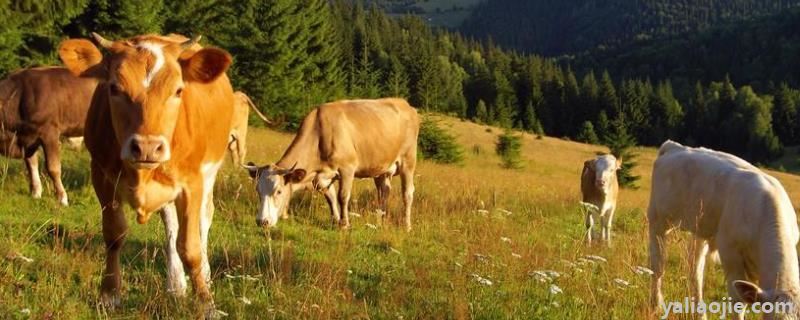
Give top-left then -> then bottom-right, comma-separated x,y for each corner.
459,0 -> 800,56
571,7 -> 800,92
354,0 -> 482,28
3,115 -> 800,318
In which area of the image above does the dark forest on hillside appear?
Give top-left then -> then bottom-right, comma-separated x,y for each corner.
2,0 -> 799,165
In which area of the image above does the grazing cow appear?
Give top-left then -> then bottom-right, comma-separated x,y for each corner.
228,91 -> 270,165
59,33 -> 234,313
580,154 -> 620,244
243,98 -> 419,230
0,67 -> 98,205
648,140 -> 800,319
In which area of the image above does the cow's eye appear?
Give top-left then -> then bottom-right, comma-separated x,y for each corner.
277,190 -> 282,195
175,87 -> 183,98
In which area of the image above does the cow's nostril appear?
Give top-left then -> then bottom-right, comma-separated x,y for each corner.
130,142 -> 142,158
155,143 -> 164,154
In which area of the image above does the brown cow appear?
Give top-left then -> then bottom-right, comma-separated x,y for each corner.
228,91 -> 270,165
244,98 -> 419,230
59,33 -> 234,314
0,67 -> 98,205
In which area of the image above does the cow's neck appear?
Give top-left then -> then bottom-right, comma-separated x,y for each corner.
757,203 -> 800,294
276,126 -> 322,175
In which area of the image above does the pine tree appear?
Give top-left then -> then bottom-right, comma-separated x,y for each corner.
65,0 -> 163,39
576,121 -> 600,144
521,102 -> 544,135
772,83 -> 800,145
496,130 -> 525,169
596,110 -> 611,144
475,99 -> 489,123
385,56 -> 409,98
603,115 -> 640,189
598,70 -> 619,118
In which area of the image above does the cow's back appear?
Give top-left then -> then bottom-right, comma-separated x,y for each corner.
650,141 -> 794,240
316,98 -> 419,176
2,67 -> 97,137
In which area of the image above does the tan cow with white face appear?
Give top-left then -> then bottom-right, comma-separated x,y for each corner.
580,154 -> 621,244
59,33 -> 234,313
244,98 -> 419,230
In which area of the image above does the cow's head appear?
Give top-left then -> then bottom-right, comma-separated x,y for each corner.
58,33 -> 232,170
734,280 -> 800,319
583,154 -> 621,193
243,162 -> 306,227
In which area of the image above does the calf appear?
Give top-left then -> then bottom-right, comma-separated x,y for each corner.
649,140 -> 800,319
580,154 -> 621,244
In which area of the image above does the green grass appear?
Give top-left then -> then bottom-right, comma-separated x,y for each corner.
3,116 -> 800,319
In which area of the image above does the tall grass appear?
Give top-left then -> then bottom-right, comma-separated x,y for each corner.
2,115 -> 800,318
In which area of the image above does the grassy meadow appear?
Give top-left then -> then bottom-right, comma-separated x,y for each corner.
3,115 -> 800,319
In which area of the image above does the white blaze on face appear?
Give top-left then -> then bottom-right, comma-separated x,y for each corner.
255,171 -> 291,227
594,155 -> 619,193
138,42 -> 165,89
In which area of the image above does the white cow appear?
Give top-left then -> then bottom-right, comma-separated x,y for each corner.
648,140 -> 800,319
580,154 -> 620,244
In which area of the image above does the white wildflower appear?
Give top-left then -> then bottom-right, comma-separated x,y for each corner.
511,253 -> 522,259
350,212 -> 362,217
471,274 -> 493,286
584,255 -> 607,263
390,247 -> 402,255
239,296 -> 252,305
476,209 -> 490,215
498,209 -> 513,216
549,284 -> 563,295
614,278 -> 630,288
365,223 -> 378,230
633,266 -> 654,276
500,237 -> 512,243
530,271 -> 551,283
20,309 -> 30,315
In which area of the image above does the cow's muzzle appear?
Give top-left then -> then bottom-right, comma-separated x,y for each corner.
121,134 -> 171,168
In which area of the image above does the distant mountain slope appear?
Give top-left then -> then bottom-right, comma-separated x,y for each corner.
571,7 -> 800,91
459,0 -> 800,56
352,0 -> 482,28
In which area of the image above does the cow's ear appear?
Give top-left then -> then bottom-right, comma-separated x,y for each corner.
244,162 -> 259,179
180,48 -> 232,83
734,280 -> 765,304
616,158 -> 623,170
582,160 -> 595,176
59,39 -> 106,78
285,169 -> 307,184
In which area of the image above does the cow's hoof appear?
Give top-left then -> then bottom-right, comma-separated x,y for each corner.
31,190 -> 43,199
57,194 -> 69,206
204,303 -> 227,319
339,223 -> 351,230
99,292 -> 121,311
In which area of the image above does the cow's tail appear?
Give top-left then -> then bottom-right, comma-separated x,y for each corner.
241,93 -> 271,124
658,140 -> 683,156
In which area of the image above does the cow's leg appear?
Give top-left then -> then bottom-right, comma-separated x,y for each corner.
175,182 -> 214,311
93,164 -> 127,309
601,206 -> 615,244
337,168 -> 355,229
322,184 -> 341,225
200,163 -> 221,286
374,175 -> 391,217
160,203 -> 187,296
200,192 -> 214,285
23,149 -> 43,198
227,135 -> 240,166
399,164 -> 415,231
690,236 -> 709,319
584,209 -> 594,243
648,208 -> 668,311
719,246 -> 748,320
42,135 -> 68,206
